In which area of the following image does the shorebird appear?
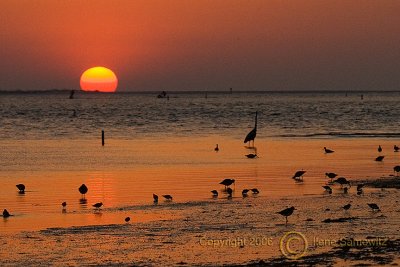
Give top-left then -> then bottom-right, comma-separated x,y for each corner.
292,170 -> 306,181
242,189 -> 249,197
125,217 -> 131,223
3,209 -> 11,218
277,206 -> 296,224
219,178 -> 235,189
93,202 -> 103,209
214,144 -> 219,152
333,177 -> 350,188
163,195 -> 173,201
153,194 -> 159,203
367,203 -> 380,212
250,188 -> 259,194
393,166 -> 400,176
227,187 -> 233,198
342,204 -> 351,210
325,172 -> 338,183
378,145 -> 382,153
324,147 -> 334,153
394,145 -> 399,152
322,185 -> 332,194
375,156 -> 384,162
16,184 -> 25,194
343,187 -> 349,194
244,111 -> 257,147
79,184 -> 88,198
61,202 -> 67,208
211,190 -> 218,197
245,153 -> 257,158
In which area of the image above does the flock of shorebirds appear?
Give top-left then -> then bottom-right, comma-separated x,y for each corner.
2,112 -> 400,225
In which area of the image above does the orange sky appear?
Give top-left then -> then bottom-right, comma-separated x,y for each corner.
1,0 -> 399,91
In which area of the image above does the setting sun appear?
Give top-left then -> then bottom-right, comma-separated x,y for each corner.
80,67 -> 118,92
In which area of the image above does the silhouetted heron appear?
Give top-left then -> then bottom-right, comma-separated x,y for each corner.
16,184 -> 25,194
375,156 -> 384,162
378,145 -> 382,153
79,184 -> 88,198
215,144 -> 219,152
367,203 -> 380,211
277,206 -> 295,224
163,195 -> 173,201
324,147 -> 334,153
244,111 -> 257,147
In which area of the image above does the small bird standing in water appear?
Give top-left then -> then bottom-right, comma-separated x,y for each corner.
394,145 -> 399,152
227,187 -> 233,198
16,184 -> 25,194
375,156 -> 384,162
61,202 -> 67,208
242,189 -> 249,197
153,194 -> 159,203
322,185 -> 332,194
93,202 -> 103,209
214,144 -> 219,152
250,188 -> 259,194
125,217 -> 131,223
342,204 -> 351,210
324,147 -> 334,153
79,184 -> 88,199
3,209 -> 11,218
163,195 -> 173,201
378,145 -> 382,153
211,190 -> 218,197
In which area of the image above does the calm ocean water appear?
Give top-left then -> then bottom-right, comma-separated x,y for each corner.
1,91 -> 399,140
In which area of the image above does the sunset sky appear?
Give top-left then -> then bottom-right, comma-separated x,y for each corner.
1,0 -> 399,91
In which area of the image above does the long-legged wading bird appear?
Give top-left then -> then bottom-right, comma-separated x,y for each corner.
163,195 -> 173,201
219,178 -> 235,190
16,184 -> 25,194
324,147 -> 334,153
79,184 -> 88,199
244,111 -> 258,147
368,203 -> 380,212
293,171 -> 306,181
211,190 -> 218,197
93,202 -> 103,209
277,206 -> 296,224
375,156 -> 384,162
394,166 -> 400,176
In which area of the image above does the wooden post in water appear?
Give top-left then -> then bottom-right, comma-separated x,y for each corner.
102,130 -> 105,146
